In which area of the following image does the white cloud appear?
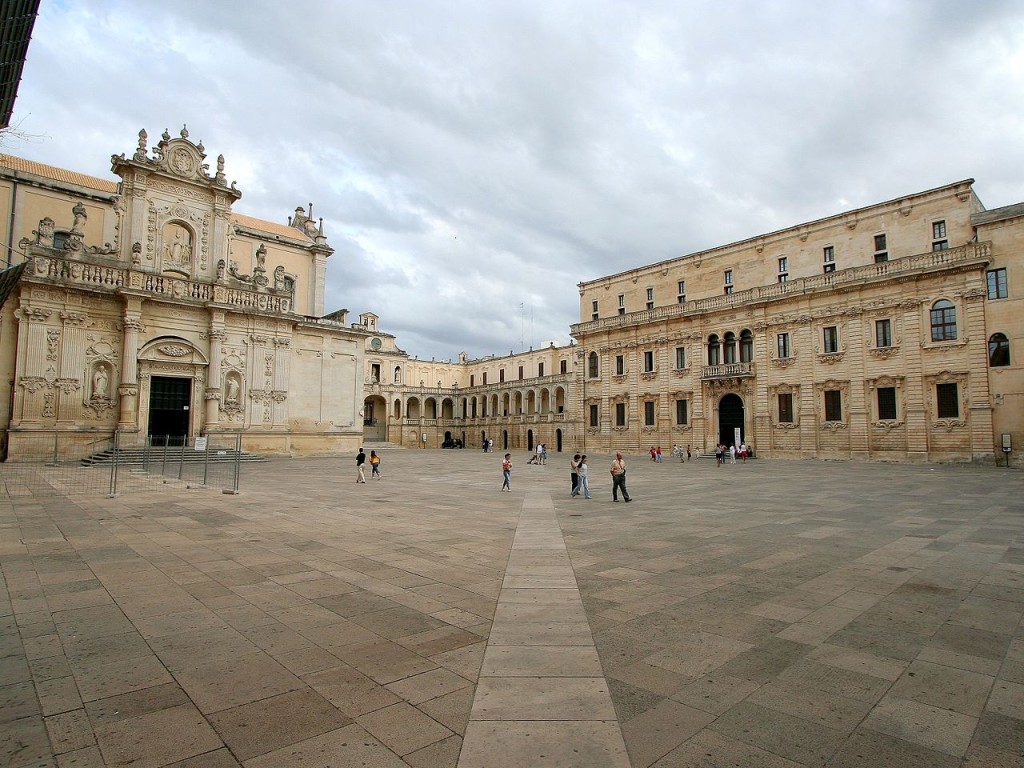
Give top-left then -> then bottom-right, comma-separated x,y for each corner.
8,0 -> 1024,359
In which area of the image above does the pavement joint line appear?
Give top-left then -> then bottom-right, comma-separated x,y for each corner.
458,490 -> 630,768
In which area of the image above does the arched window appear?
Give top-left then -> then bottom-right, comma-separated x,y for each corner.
588,351 -> 599,378
707,334 -> 721,366
989,333 -> 1010,367
930,299 -> 957,341
740,329 -> 754,362
723,332 -> 737,364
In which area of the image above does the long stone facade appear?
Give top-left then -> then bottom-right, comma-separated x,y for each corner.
0,128 -> 368,457
1,133 -> 1019,467
361,179 -> 1022,468
571,180 -> 1022,465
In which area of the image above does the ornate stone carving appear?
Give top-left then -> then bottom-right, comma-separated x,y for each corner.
46,330 -> 60,360
157,345 -> 191,357
20,377 -> 47,393
868,346 -> 900,360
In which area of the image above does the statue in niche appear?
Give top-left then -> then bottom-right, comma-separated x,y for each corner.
131,241 -> 142,265
273,265 -> 286,291
255,244 -> 267,271
216,259 -> 226,280
225,376 -> 239,404
92,365 -> 109,399
163,225 -> 193,266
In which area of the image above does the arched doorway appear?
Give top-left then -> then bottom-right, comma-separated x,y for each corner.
719,393 -> 744,447
363,395 -> 387,441
527,429 -> 534,451
502,430 -> 509,450
556,429 -> 563,453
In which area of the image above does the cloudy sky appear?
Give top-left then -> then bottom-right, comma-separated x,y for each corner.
6,1 -> 1024,360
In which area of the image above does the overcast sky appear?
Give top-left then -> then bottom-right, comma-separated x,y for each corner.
6,1 -> 1023,360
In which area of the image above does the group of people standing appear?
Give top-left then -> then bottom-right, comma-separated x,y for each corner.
714,443 -> 751,465
499,450 -> 630,502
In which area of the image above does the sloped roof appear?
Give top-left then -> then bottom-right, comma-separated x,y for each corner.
0,153 -> 118,193
231,212 -> 311,242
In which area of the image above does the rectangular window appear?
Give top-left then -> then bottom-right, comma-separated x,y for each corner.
646,287 -> 654,310
591,299 -> 599,321
987,268 -> 1008,299
724,285 -> 733,295
778,274 -> 788,283
589,403 -> 599,427
499,369 -> 505,382
615,355 -> 624,376
930,301 -> 957,341
618,294 -> 625,315
470,374 -> 475,386
677,280 -> 686,303
615,402 -> 626,427
644,400 -> 655,426
675,346 -> 686,369
518,365 -> 524,380
874,233 -> 888,263
778,393 -> 793,423
823,325 -> 839,354
823,245 -> 835,263
538,362 -> 544,377
877,387 -> 897,420
932,220 -> 948,251
776,332 -> 790,359
482,372 -> 487,385
824,390 -> 842,422
560,360 -> 567,374
643,350 -> 654,372
724,269 -> 733,286
936,382 -> 959,418
875,318 -> 892,348
675,399 -> 688,425
778,256 -> 788,273
824,262 -> 836,273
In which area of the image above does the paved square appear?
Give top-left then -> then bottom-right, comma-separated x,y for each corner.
1,451 -> 1022,767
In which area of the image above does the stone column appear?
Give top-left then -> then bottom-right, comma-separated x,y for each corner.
118,300 -> 143,431
204,312 -> 225,429
56,312 -> 88,424
13,306 -> 52,425
271,336 -> 290,428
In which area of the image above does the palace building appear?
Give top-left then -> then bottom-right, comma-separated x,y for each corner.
571,179 -> 1022,466
0,127 -> 369,458
0,131 -> 1019,467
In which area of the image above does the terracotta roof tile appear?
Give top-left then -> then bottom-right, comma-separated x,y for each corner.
0,153 -> 118,193
231,212 -> 311,241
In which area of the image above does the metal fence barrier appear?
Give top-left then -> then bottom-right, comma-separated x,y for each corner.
132,432 -> 242,495
0,431 -> 245,498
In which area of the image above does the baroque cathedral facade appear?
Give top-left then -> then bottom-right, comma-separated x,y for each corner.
0,127 -> 368,457
0,128 -> 1020,467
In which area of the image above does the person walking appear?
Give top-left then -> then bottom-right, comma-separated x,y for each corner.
501,453 -> 512,492
356,447 -> 367,483
370,450 -> 382,479
729,444 -> 737,464
578,455 -> 591,499
656,446 -> 663,463
570,454 -> 581,497
610,452 -> 630,502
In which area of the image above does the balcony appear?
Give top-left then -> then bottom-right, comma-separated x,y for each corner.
701,362 -> 754,380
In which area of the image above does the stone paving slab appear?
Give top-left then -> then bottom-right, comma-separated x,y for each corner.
1,451 -> 1022,766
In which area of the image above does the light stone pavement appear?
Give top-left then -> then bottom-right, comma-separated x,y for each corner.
1,450 -> 1022,767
